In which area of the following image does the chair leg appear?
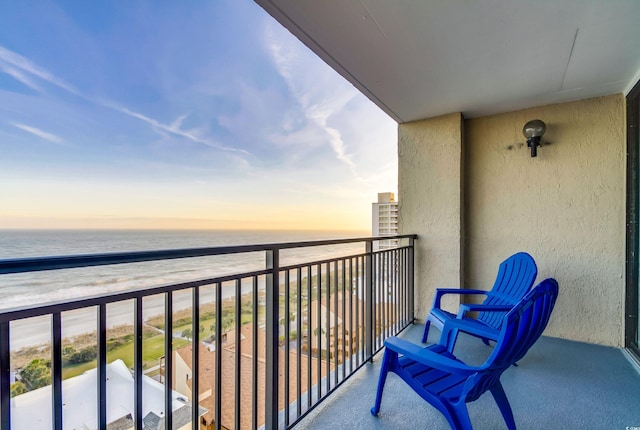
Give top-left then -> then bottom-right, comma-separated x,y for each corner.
490,382 -> 516,430
421,319 -> 431,343
371,349 -> 396,416
449,402 -> 473,430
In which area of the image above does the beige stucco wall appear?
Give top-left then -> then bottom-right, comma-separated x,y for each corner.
398,112 -> 464,324
465,94 -> 626,346
399,95 -> 626,347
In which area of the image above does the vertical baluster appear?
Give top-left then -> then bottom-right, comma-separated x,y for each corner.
382,252 -> 386,342
383,252 -> 388,341
192,288 -> 199,430
388,251 -> 391,335
380,252 -> 385,342
215,282 -> 222,430
252,277 -> 258,430
284,270 -> 290,427
341,259 -> 346,381
316,264 -> 322,401
0,321 -> 9,430
408,237 -> 415,323
296,266 -> 302,419
348,258 -> 354,374
333,260 -> 338,387
235,279 -> 241,430
164,293 -> 173,430
97,304 -> 107,430
306,266 -> 312,410
51,313 -> 62,430
265,249 -> 279,430
394,249 -> 399,331
406,247 -> 410,324
135,298 -> 143,430
355,256 -> 360,366
391,250 -> 396,333
365,242 -> 373,361
325,263 -> 331,394
400,248 -> 405,326
379,252 -> 383,346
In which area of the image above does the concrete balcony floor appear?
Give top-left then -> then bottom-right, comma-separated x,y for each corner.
295,323 -> 640,429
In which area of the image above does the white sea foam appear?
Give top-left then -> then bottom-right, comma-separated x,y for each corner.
0,229 -> 367,348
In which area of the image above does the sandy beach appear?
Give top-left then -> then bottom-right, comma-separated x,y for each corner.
9,282 -> 264,349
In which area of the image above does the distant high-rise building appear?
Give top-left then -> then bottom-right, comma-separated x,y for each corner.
372,192 -> 398,250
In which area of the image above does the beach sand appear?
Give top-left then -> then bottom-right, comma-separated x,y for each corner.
9,283 -> 264,349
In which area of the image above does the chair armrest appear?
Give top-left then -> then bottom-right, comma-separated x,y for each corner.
439,317 -> 501,356
432,289 -> 489,308
383,336 -> 478,374
456,303 -> 513,319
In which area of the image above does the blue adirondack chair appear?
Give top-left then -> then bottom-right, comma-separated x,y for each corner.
422,252 -> 537,345
371,278 -> 558,430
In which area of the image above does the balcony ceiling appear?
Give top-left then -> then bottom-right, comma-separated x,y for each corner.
255,0 -> 640,122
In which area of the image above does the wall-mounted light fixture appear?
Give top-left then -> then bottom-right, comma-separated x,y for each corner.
522,119 -> 546,157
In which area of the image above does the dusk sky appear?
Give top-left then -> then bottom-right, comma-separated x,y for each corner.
0,1 -> 397,231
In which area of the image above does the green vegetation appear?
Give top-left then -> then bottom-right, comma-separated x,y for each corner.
11,276 -> 357,395
19,358 -> 51,391
10,381 -> 26,396
61,335 -> 190,380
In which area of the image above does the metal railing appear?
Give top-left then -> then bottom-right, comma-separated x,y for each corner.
0,234 -> 416,430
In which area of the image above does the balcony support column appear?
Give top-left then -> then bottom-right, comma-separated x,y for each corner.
399,113 -> 464,325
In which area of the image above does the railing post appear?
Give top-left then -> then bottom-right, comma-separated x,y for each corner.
52,313 -> 62,430
365,240 -> 373,362
163,294 -> 172,430
408,237 -> 415,323
0,322 -> 10,430
97,304 -> 107,430
265,248 -> 280,430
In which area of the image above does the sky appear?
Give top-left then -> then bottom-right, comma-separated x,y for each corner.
0,1 -> 397,231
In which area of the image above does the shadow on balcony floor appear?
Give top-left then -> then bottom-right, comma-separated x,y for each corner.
294,324 -> 640,430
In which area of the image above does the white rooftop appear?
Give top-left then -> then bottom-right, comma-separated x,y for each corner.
11,359 -> 191,430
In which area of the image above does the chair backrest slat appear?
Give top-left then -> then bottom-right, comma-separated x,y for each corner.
478,252 -> 537,330
465,278 -> 558,402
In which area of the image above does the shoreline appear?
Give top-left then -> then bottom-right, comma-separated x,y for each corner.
9,284 -> 265,350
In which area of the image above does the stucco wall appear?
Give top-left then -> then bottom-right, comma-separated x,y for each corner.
398,113 -> 464,323
465,94 -> 626,346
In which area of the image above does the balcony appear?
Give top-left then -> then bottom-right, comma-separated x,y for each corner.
0,235 -> 417,430
294,323 -> 640,429
3,234 -> 639,430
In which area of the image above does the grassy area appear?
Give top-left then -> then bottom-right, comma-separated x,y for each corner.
61,334 -> 190,379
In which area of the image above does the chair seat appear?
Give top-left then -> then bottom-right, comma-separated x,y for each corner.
396,345 -> 467,402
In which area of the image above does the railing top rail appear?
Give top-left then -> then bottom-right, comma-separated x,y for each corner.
0,234 -> 417,275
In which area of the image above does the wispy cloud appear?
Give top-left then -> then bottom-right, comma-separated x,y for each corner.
11,122 -> 65,145
103,102 -> 250,155
265,24 -> 361,176
0,45 -> 79,95
0,44 -> 250,156
0,65 -> 41,91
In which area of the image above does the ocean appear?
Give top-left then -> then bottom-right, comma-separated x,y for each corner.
0,229 -> 368,348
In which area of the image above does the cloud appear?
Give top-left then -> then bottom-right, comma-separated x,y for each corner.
11,122 -> 65,145
0,45 -> 79,95
0,44 -> 250,156
265,23 -> 361,176
0,65 -> 41,91
103,102 -> 250,155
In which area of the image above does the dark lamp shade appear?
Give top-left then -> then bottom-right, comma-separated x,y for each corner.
523,119 -> 546,139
